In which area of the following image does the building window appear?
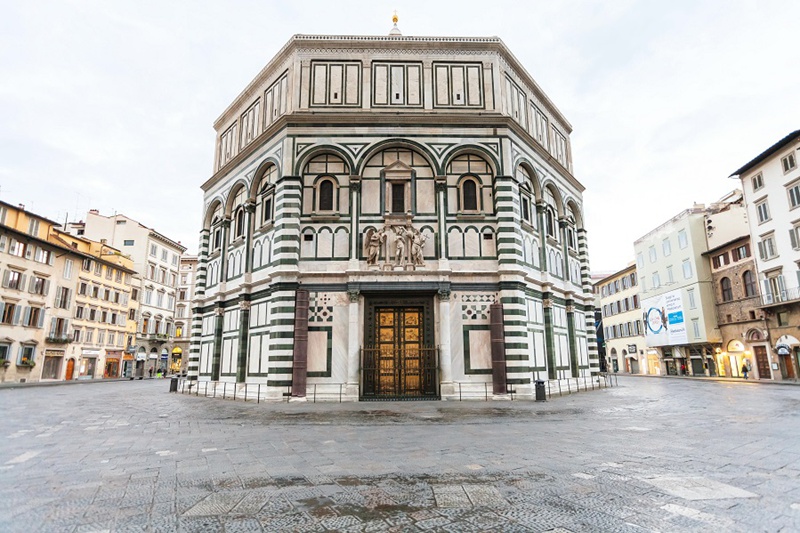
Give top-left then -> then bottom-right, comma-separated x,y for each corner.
751,173 -> 763,191
755,200 -> 770,223
733,244 -> 750,261
3,270 -> 23,290
758,235 -> 777,260
652,272 -> 661,288
391,182 -> 405,213
19,344 -> 35,365
636,252 -> 644,269
666,265 -> 674,283
788,183 -> 800,209
233,207 -> 245,239
64,259 -> 73,280
123,239 -> 134,246
150,244 -> 157,257
720,277 -> 733,302
662,238 -> 671,257
743,270 -> 757,297
28,218 -> 40,236
459,177 -> 479,212
316,178 -> 337,212
712,252 -> 729,269
791,226 -> 800,250
692,319 -> 700,339
678,229 -> 688,249
687,288 -> 696,309
777,311 -> 789,326
682,260 -> 693,279
782,153 -> 797,173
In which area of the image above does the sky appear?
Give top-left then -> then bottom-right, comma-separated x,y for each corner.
1,0 -> 798,272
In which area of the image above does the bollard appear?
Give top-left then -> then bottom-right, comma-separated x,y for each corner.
169,376 -> 178,393
535,380 -> 546,401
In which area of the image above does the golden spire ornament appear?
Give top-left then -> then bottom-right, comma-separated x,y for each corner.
389,10 -> 402,36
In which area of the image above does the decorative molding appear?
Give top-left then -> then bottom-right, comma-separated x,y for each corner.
347,289 -> 360,303
438,288 -> 451,301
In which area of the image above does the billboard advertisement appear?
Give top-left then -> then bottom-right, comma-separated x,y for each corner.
642,289 -> 687,346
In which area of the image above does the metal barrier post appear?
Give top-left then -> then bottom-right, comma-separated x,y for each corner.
257,384 -> 261,404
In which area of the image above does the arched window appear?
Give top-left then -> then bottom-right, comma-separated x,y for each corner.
460,178 -> 479,211
743,270 -> 757,297
234,208 -> 245,238
720,277 -> 733,302
317,178 -> 335,212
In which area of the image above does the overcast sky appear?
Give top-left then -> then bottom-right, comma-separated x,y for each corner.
2,0 -> 798,272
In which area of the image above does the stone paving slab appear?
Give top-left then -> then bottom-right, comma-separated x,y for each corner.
0,377 -> 799,531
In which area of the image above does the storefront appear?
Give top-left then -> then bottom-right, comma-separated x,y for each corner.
79,349 -> 99,379
716,340 -> 747,378
104,350 -> 122,378
775,336 -> 799,380
122,353 -> 134,378
170,347 -> 182,374
41,349 -> 64,380
646,349 -> 661,375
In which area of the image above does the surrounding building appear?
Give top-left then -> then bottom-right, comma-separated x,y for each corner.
596,264 -> 648,374
634,204 -> 721,376
190,28 -> 598,401
701,191 -> 771,379
731,130 -> 800,379
172,255 -> 198,374
67,211 -> 186,377
53,231 -> 139,379
0,201 -> 140,383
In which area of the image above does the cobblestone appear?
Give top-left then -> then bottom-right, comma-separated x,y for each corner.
1,377 -> 799,531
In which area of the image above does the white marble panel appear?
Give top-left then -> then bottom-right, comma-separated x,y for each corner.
334,229 -> 349,258
248,336 -> 261,374
557,333 -> 569,366
482,232 -> 496,257
435,65 -> 449,105
450,302 -> 464,376
448,229 -> 463,257
422,228 -> 436,257
331,305 -> 349,381
416,180 -> 435,213
533,331 -> 545,368
312,64 -> 327,105
464,228 -> 480,257
328,64 -> 342,103
466,65 -> 482,106
469,329 -> 492,370
301,233 -> 315,258
308,330 -> 328,373
345,64 -> 359,104
317,230 -> 333,259
362,180 -> 380,214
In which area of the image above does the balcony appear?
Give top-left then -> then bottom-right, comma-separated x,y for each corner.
45,335 -> 72,345
142,333 -> 170,342
759,286 -> 800,308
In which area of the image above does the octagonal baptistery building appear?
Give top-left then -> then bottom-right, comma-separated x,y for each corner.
189,33 -> 597,401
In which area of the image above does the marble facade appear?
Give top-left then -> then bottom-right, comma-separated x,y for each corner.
189,33 -> 598,400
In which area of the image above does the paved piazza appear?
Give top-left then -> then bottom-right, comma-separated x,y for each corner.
1,378 -> 799,532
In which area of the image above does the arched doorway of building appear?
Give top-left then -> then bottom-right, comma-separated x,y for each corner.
171,347 -> 183,375
65,358 -> 75,380
135,347 -> 146,379
610,348 -> 618,373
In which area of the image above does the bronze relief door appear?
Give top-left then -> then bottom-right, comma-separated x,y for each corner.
362,299 -> 437,399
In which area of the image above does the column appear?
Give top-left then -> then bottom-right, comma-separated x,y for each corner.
236,300 -> 250,383
559,218 -> 570,282
566,299 -> 579,377
543,294 -> 557,380
438,289 -> 453,390
211,306 -> 223,381
244,202 -> 255,273
346,288 -> 360,397
435,178 -> 448,265
577,228 -> 599,373
536,202 -> 547,271
349,177 -> 361,268
187,228 -> 209,384
219,219 -> 231,282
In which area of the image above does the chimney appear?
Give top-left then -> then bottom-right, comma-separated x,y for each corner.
89,209 -> 99,214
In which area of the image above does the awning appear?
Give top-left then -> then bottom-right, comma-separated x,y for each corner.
777,344 -> 791,356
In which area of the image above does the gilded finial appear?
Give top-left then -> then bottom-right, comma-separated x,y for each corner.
389,9 -> 402,36
392,10 -> 398,25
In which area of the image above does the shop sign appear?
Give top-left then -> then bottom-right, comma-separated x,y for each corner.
136,352 -> 147,361
160,353 -> 168,360
44,349 -> 65,356
776,343 -> 791,356
82,349 -> 100,356
627,344 -> 637,353
148,353 -> 158,359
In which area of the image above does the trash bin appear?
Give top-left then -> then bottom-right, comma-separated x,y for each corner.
535,380 -> 546,401
169,376 -> 178,393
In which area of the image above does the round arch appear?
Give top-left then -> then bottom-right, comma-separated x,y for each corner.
442,144 -> 499,177
294,145 -> 354,177
565,198 -> 584,229
249,158 -> 281,200
223,178 -> 251,217
355,138 -> 438,176
203,198 -> 224,229
515,160 -> 543,201
541,180 -> 565,218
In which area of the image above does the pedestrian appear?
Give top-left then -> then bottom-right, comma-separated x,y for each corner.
148,367 -> 153,378
741,362 -> 749,380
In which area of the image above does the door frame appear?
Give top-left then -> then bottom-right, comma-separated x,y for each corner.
361,294 -> 437,399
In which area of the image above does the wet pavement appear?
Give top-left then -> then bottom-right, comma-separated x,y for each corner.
1,377 -> 799,532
